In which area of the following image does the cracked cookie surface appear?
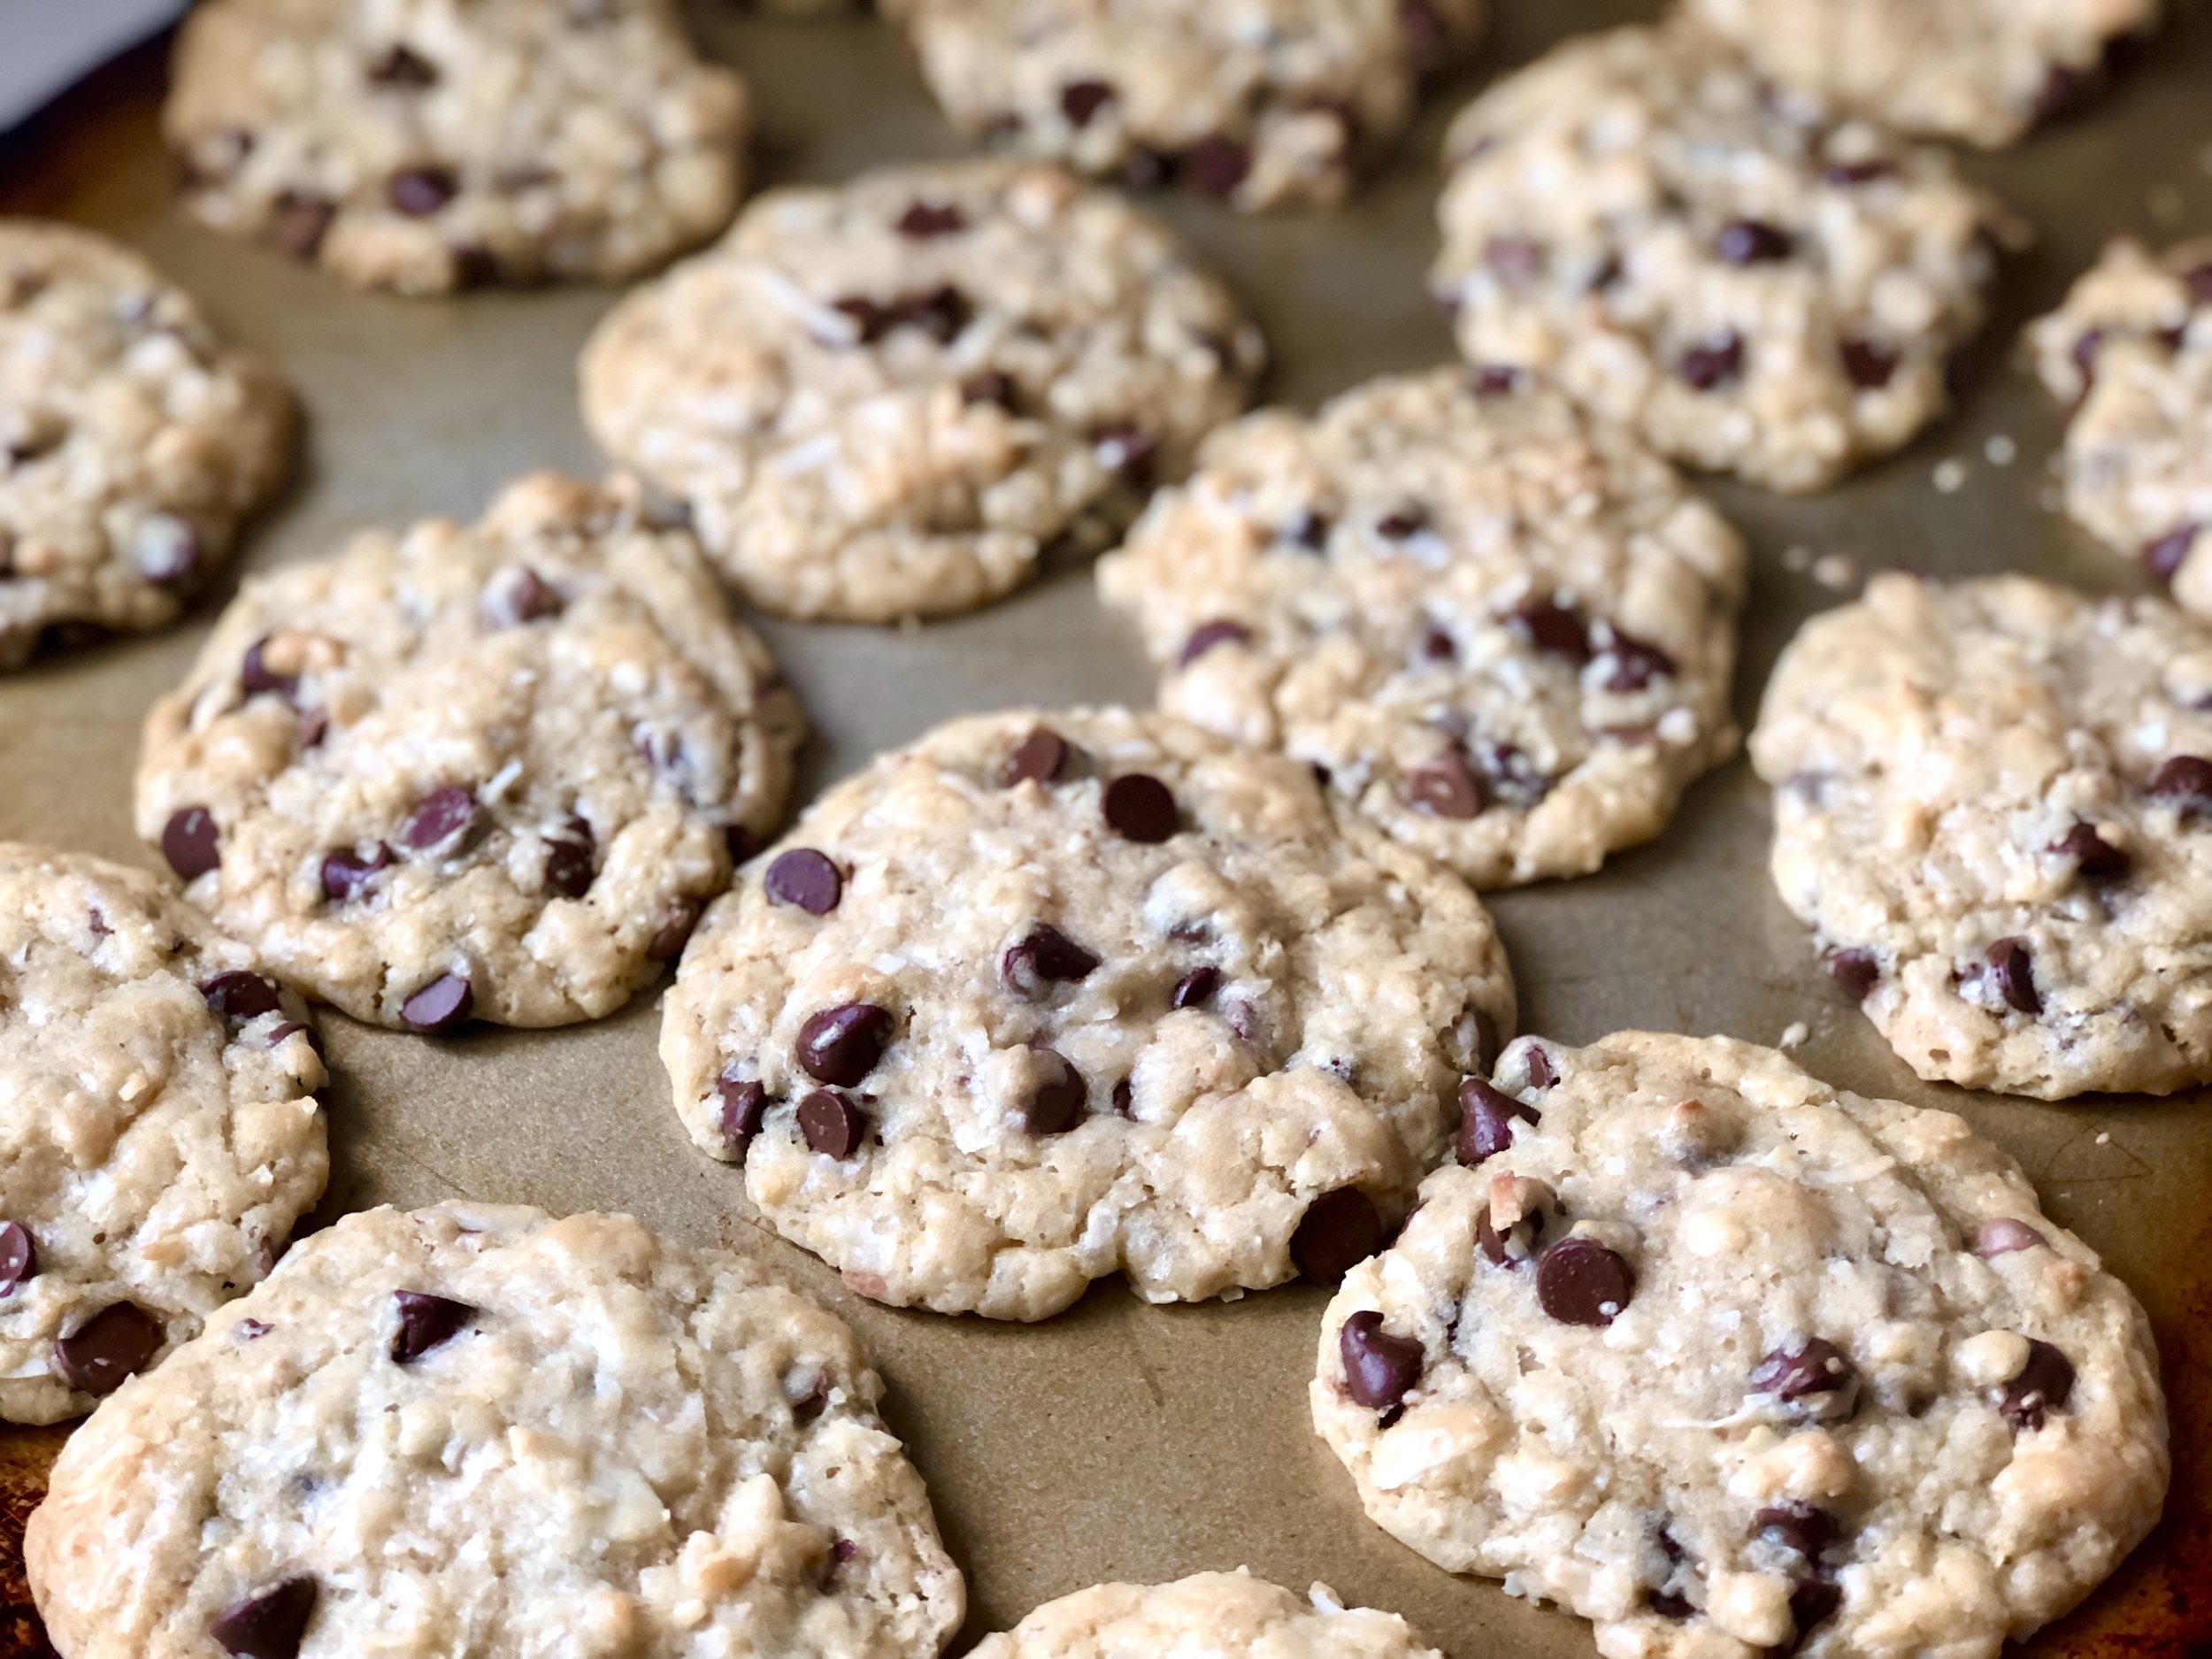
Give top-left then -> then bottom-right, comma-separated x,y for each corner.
26,1203 -> 964,1659
973,1573 -> 1443,1659
1313,1032 -> 2167,1659
1099,369 -> 1746,888
662,708 -> 1515,1321
134,472 -> 803,1032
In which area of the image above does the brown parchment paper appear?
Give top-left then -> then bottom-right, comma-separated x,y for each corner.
4,5 -> 2212,1655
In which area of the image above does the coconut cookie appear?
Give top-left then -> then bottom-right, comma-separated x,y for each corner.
2028,238 -> 2212,614
1680,0 -> 2158,149
974,1574 -> 1444,1659
581,159 -> 1262,623
1313,1032 -> 2168,1659
0,221 -> 293,670
0,844 -> 326,1426
25,1203 -> 965,1659
1098,370 -> 1746,888
662,708 -> 1516,1322
164,0 -> 749,296
897,0 -> 1485,212
135,472 -> 804,1033
1431,24 -> 2012,495
1753,573 -> 2212,1098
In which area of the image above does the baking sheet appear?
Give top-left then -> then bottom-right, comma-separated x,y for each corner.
4,5 -> 2212,1655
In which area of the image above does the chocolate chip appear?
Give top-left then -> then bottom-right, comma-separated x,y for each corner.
1510,600 -> 1591,664
1471,365 -> 1521,397
401,786 -> 482,853
1975,1217 -> 2047,1257
296,709 -> 329,750
240,638 -> 296,700
2145,523 -> 2200,582
1180,135 -> 1252,199
162,807 -> 221,879
542,819 -> 595,899
764,849 -> 842,916
209,1576 -> 319,1659
2001,1338 -> 2075,1431
1829,949 -> 1879,1002
484,565 -> 560,627
321,843 -> 392,903
895,202 -> 966,238
1678,333 -> 1746,391
903,285 -> 972,344
0,1223 -> 35,1296
202,971 -> 283,1022
1477,1201 -> 1545,1266
1457,1078 -> 1538,1165
1102,773 -> 1178,842
2051,820 -> 2130,880
1486,236 -> 1545,286
1376,508 -> 1427,540
389,165 -> 457,216
1111,1077 -> 1134,1116
1180,619 -> 1250,665
1647,1592 -> 1694,1621
1023,1049 -> 1087,1134
1755,1502 -> 1835,1563
1841,338 -> 1898,389
1118,147 -> 1173,190
798,1089 -> 868,1158
1787,1578 -> 1842,1644
1601,632 -> 1675,693
726,824 -> 760,865
2033,62 -> 2096,124
834,296 -> 890,343
1172,965 -> 1220,1009
1421,627 -> 1456,662
1060,80 -> 1116,127
1002,727 -> 1070,787
1716,219 -> 1793,265
368,43 -> 439,86
1284,510 -> 1332,549
1002,925 -> 1100,996
797,1003 -> 894,1086
1985,937 -> 2040,1016
272,192 -> 334,259
1525,1045 -> 1557,1089
1093,426 -> 1157,487
1408,750 -> 1483,820
2151,754 -> 2212,816
134,514 -> 201,584
1750,1338 -> 1858,1407
649,901 -> 703,962
52,1301 -> 162,1394
1291,1187 -> 1384,1285
1534,1237 -> 1633,1326
400,973 -> 473,1034
716,1074 -> 768,1160
960,371 -> 1017,409
1339,1310 -> 1423,1410
390,1290 -> 473,1362
1822,159 -> 1897,187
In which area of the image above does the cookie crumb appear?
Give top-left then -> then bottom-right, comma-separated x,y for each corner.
1778,1020 -> 1810,1049
1984,434 -> 2017,466
1932,459 -> 1969,495
1812,553 -> 1858,591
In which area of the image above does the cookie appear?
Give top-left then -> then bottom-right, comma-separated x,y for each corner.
1098,368 -> 1747,888
974,1573 -> 1443,1659
1751,572 -> 2212,1098
1431,24 -> 2011,495
897,0 -> 1486,211
135,472 -> 804,1033
2028,237 -> 2212,614
0,220 -> 293,670
661,708 -> 1516,1321
581,158 -> 1262,623
1313,1032 -> 2168,1659
1679,0 -> 2157,149
25,1202 -> 965,1659
164,0 -> 749,296
0,843 -> 326,1426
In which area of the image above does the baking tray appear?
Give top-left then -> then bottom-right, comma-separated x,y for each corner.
4,4 -> 2212,1655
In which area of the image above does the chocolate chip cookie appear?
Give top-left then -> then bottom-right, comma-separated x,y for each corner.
2029,237 -> 2212,614
0,843 -> 326,1426
974,1574 -> 1444,1659
1681,0 -> 2158,149
0,220 -> 293,670
897,0 -> 1486,211
1431,24 -> 2013,495
135,472 -> 804,1033
1313,1032 -> 2167,1659
581,158 -> 1262,622
164,0 -> 749,295
26,1203 -> 965,1659
1098,368 -> 1747,888
662,708 -> 1516,1321
1753,572 -> 2212,1098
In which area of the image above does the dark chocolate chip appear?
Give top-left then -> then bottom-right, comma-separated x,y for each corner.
1985,937 -> 2041,1016
543,818 -> 595,900
1111,1077 -> 1134,1116
960,371 -> 1017,409
1601,632 -> 1676,693
368,43 -> 439,86
296,709 -> 329,750
202,971 -> 283,1023
1647,1591 -> 1694,1621
716,1074 -> 768,1161
484,565 -> 560,626
1102,773 -> 1178,842
1822,159 -> 1897,187
1002,727 -> 1070,787
1486,236 -> 1545,286
798,1089 -> 867,1158
1407,750 -> 1483,820
1172,965 -> 1221,1009
1181,619 -> 1250,665
321,844 -> 393,903
1841,337 -> 1899,389
1284,509 -> 1332,549
390,1290 -> 473,1362
649,901 -> 703,962
400,973 -> 473,1034
1788,1578 -> 1843,1644
2001,1338 -> 2075,1431
1023,1048 -> 1087,1134
1471,365 -> 1522,397
0,1222 -> 35,1296
904,284 -> 972,344
239,640 -> 296,702
1511,600 -> 1592,664
272,193 -> 334,259
1477,1201 -> 1545,1267
2033,62 -> 2096,124
209,1576 -> 319,1659
52,1301 -> 163,1394
1118,147 -> 1174,191
765,849 -> 842,915
1376,508 -> 1428,540
1457,1078 -> 1538,1166
2051,820 -> 2131,880
1525,1044 -> 1557,1089
1339,1309 -> 1424,1410
1756,1502 -> 1835,1563
1421,627 -> 1457,662
451,243 -> 499,288
1975,1217 -> 2047,1257
1291,1187 -> 1385,1285
1534,1238 -> 1634,1326
2151,754 -> 2212,816
1751,1337 -> 1858,1404
1180,135 -> 1252,199
400,786 -> 482,853
1678,333 -> 1746,391
389,165 -> 457,216
1717,220 -> 1793,264
895,202 -> 966,238
1060,80 -> 1116,127
1093,426 -> 1157,487
2145,523 -> 2200,582
1829,949 -> 1879,1002
725,824 -> 760,864
162,807 -> 221,880
834,296 -> 890,343
797,1003 -> 894,1086
1002,925 -> 1100,995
